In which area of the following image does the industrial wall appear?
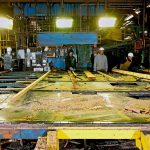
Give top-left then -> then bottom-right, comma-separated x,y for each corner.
14,3 -> 104,16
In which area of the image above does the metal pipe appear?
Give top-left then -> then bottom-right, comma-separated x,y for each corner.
105,0 -> 108,10
143,0 -> 146,47
79,3 -> 104,32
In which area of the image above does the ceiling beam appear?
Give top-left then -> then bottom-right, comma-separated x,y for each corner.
0,0 -> 149,3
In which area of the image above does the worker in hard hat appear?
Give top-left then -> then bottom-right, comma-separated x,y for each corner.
44,46 -> 49,52
65,50 -> 76,71
26,48 -> 32,69
119,52 -> 134,71
43,46 -> 49,64
93,47 -> 108,72
4,47 -> 13,71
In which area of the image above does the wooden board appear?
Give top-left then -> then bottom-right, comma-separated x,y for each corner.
71,71 -> 77,77
113,69 -> 150,80
68,71 -> 79,89
142,69 -> 150,73
145,86 -> 150,90
16,81 -> 33,84
11,70 -> 51,102
97,71 -> 119,81
84,71 -> 96,81
0,71 -> 10,75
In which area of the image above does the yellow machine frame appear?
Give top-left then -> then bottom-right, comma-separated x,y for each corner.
46,127 -> 150,150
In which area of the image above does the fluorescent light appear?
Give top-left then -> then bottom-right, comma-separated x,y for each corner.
98,17 -> 117,27
0,17 -> 13,30
124,14 -> 134,21
56,18 -> 73,28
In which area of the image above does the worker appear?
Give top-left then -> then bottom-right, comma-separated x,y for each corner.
17,47 -> 25,71
119,52 -> 134,71
107,51 -> 120,72
26,48 -> 32,69
4,47 -> 12,71
91,50 -> 97,71
42,46 -> 49,66
65,50 -> 76,71
93,47 -> 108,72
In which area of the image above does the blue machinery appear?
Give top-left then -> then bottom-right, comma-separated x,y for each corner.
37,32 -> 97,45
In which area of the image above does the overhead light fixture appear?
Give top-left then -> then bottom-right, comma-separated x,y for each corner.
98,17 -> 117,27
133,8 -> 141,14
56,18 -> 73,28
0,17 -> 13,30
124,14 -> 134,21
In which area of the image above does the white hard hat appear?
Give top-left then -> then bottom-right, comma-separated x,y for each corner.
44,46 -> 49,51
7,47 -> 12,52
128,52 -> 134,57
144,30 -> 148,34
99,47 -> 105,51
27,48 -> 30,53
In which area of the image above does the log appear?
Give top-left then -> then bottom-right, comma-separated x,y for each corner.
113,69 -> 150,80
84,71 -> 96,81
11,70 -> 51,102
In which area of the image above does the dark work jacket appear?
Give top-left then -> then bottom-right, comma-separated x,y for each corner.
65,55 -> 76,70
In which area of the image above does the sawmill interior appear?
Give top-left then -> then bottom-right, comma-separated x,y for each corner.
0,0 -> 150,149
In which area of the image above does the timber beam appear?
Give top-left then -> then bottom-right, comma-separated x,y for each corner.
97,71 -> 119,81
113,69 -> 150,80
142,69 -> 150,73
0,71 -> 10,75
11,70 -> 51,102
68,71 -> 79,89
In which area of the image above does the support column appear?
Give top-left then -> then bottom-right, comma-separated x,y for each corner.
47,131 -> 59,150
